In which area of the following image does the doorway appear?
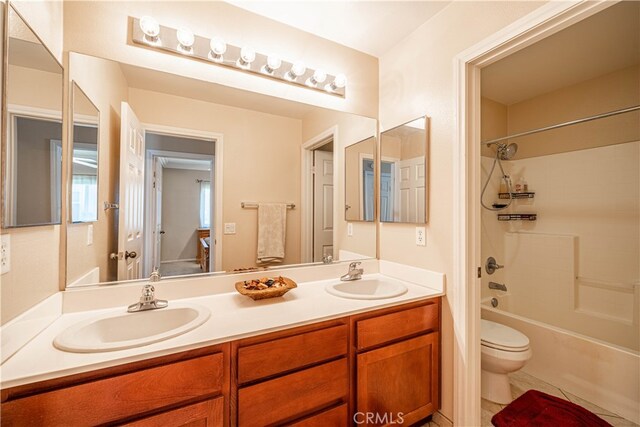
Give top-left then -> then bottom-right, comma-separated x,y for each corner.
143,131 -> 217,277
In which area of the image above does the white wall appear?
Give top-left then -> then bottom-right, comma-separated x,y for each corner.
378,1 -> 548,419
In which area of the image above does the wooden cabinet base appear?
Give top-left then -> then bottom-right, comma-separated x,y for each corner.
124,398 -> 224,427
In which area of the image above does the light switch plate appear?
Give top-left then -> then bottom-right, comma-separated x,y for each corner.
87,224 -> 94,246
224,223 -> 236,234
1,234 -> 10,274
347,223 -> 353,237
416,227 -> 426,246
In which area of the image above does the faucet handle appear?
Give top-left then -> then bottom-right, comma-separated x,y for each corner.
349,261 -> 361,270
149,269 -> 161,282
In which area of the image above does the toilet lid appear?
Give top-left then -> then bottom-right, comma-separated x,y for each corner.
481,319 -> 530,351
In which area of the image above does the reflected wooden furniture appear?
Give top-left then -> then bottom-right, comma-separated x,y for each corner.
1,298 -> 440,426
200,237 -> 210,272
197,228 -> 210,271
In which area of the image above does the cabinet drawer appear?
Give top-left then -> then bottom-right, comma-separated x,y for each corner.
238,359 -> 348,426
356,301 -> 439,350
289,403 -> 348,427
237,324 -> 347,384
123,397 -> 224,427
1,353 -> 224,426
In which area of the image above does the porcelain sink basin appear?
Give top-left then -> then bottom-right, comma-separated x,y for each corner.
53,304 -> 210,353
325,277 -> 408,300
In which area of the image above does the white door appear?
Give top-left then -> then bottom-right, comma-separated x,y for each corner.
380,161 -> 395,222
117,102 -> 145,280
152,157 -> 163,272
313,150 -> 333,261
399,156 -> 426,223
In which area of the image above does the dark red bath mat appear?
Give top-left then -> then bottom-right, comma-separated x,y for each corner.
492,390 -> 612,427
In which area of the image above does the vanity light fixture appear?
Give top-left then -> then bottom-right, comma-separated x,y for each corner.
130,16 -> 346,97
237,46 -> 256,69
262,54 -> 282,75
176,27 -> 195,54
139,16 -> 161,44
209,37 -> 227,62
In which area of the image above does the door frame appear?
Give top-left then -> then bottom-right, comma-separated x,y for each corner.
301,126 -> 338,263
142,123 -> 223,273
452,1 -> 614,424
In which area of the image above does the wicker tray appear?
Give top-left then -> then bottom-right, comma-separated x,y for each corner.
235,277 -> 297,300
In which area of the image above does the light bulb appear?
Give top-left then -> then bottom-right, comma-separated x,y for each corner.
286,61 -> 306,81
237,46 -> 256,69
176,27 -> 194,49
326,73 -> 347,92
139,16 -> 160,42
262,54 -> 282,74
307,69 -> 327,87
209,36 -> 226,62
333,74 -> 347,88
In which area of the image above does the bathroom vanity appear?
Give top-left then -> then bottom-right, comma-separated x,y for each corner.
0,276 -> 441,426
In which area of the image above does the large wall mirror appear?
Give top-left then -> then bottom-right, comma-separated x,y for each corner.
2,5 -> 63,227
66,52 -> 377,287
379,117 -> 429,224
345,137 -> 376,222
70,82 -> 99,223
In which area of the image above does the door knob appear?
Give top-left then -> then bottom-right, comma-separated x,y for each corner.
159,230 -> 166,235
125,251 -> 137,259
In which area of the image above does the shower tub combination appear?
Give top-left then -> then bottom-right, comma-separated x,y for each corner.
482,293 -> 639,424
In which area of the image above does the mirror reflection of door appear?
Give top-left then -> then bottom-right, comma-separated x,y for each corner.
143,132 -> 215,278
117,102 -> 145,281
362,158 -> 375,221
380,160 -> 396,222
312,141 -> 334,262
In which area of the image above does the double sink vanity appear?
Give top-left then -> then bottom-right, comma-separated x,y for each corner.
1,261 -> 443,426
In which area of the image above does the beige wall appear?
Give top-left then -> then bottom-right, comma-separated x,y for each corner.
66,53 -> 129,284
301,108 -> 377,259
161,168 -> 210,262
62,1 -> 378,118
128,88 -> 302,270
378,1 -> 547,419
1,0 -> 64,324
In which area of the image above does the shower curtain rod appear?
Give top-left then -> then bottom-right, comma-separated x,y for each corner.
481,105 -> 640,146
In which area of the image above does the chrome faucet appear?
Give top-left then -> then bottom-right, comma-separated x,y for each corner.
323,254 -> 333,264
488,281 -> 507,292
340,262 -> 363,281
127,270 -> 168,312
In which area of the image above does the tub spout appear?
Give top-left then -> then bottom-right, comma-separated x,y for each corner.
489,281 -> 507,292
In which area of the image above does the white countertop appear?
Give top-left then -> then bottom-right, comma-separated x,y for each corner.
0,272 -> 443,389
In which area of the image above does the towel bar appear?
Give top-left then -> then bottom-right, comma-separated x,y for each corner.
241,202 -> 295,209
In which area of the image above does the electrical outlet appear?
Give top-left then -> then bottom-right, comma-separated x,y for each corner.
87,224 -> 94,246
1,234 -> 10,274
416,227 -> 426,246
224,223 -> 236,234
347,223 -> 353,237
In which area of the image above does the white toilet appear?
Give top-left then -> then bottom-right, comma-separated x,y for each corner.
481,319 -> 532,404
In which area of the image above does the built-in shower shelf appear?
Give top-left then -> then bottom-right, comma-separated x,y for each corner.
498,192 -> 535,199
497,213 -> 537,221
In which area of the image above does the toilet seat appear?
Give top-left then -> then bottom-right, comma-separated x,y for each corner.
481,319 -> 530,352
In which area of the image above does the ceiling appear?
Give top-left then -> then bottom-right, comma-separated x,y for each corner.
224,1 -> 450,57
482,1 -> 640,105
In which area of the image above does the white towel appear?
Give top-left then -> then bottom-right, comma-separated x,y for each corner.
257,203 -> 287,264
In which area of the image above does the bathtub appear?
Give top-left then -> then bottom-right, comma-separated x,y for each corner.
482,295 -> 640,424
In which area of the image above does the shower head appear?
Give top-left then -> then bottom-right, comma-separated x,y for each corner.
497,143 -> 518,160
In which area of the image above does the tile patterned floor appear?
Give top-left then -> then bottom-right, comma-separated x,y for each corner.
481,371 -> 639,427
422,370 -> 638,426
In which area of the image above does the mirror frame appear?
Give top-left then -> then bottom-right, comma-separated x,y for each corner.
69,81 -> 100,224
344,135 -> 377,223
378,116 -> 430,224
1,2 -> 65,228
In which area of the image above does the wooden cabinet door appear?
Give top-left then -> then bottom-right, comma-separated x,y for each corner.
356,333 -> 439,426
123,398 -> 223,427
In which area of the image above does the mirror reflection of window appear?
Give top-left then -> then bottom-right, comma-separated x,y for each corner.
70,83 -> 99,223
199,180 -> 211,228
380,117 -> 429,224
